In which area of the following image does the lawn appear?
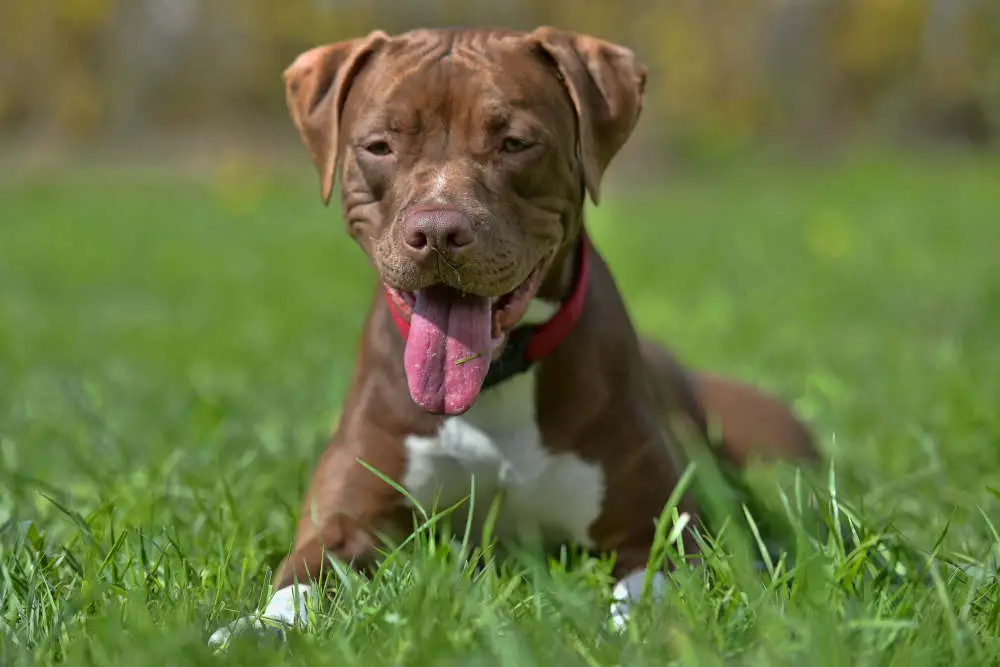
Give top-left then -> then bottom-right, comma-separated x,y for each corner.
1,151 -> 998,666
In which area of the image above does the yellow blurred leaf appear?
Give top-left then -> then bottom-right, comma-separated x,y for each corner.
56,0 -> 117,27
54,71 -> 105,138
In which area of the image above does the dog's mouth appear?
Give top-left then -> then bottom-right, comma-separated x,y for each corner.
385,262 -> 546,416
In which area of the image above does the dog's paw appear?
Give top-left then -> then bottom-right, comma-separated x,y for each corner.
208,584 -> 312,649
207,615 -> 288,648
608,569 -> 666,632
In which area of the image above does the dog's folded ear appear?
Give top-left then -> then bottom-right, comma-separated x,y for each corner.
529,27 -> 648,205
283,31 -> 389,205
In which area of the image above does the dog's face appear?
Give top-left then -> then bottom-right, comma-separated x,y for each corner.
343,34 -> 580,300
284,27 -> 647,415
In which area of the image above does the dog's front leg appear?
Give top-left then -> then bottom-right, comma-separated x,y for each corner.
208,437 -> 408,648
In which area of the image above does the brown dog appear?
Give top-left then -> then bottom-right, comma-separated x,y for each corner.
209,26 -> 817,646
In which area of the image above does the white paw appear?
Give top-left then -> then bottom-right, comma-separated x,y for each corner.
208,584 -> 312,649
609,569 -> 666,632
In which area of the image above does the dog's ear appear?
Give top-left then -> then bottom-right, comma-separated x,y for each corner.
283,31 -> 389,205
530,27 -> 647,205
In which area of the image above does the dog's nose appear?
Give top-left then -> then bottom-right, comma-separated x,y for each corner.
402,208 -> 475,260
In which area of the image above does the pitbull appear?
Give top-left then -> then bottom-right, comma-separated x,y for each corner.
209,25 -> 817,647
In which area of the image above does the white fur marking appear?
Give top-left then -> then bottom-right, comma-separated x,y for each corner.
208,584 -> 312,648
208,299 -> 584,648
609,569 -> 666,631
402,309 -> 604,549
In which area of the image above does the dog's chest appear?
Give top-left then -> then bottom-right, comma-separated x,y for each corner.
401,369 -> 605,548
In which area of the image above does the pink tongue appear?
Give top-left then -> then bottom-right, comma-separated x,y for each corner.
403,286 -> 492,415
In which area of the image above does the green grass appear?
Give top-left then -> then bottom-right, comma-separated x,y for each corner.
1,152 -> 999,666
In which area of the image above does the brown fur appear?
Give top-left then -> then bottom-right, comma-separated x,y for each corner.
274,26 -> 819,590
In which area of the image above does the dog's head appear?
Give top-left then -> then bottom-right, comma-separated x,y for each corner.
283,27 -> 647,415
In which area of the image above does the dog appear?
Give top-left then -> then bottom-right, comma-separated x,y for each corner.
209,26 -> 818,647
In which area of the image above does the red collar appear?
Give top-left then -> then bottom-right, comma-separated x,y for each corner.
383,232 -> 591,388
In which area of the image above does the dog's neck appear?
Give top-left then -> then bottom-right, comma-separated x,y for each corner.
478,231 -> 590,389
537,218 -> 587,303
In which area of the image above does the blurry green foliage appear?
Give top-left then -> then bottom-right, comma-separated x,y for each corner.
0,0 -> 996,153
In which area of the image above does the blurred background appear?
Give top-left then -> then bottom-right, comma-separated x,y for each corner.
1,0 -> 998,173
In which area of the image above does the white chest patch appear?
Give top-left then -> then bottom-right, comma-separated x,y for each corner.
401,302 -> 606,549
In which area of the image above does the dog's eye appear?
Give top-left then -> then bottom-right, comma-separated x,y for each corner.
500,137 -> 534,154
363,140 -> 393,156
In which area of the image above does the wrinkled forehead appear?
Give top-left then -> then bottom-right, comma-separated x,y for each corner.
345,34 -> 574,139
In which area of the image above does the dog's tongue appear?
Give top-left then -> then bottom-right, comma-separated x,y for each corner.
403,286 -> 492,415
